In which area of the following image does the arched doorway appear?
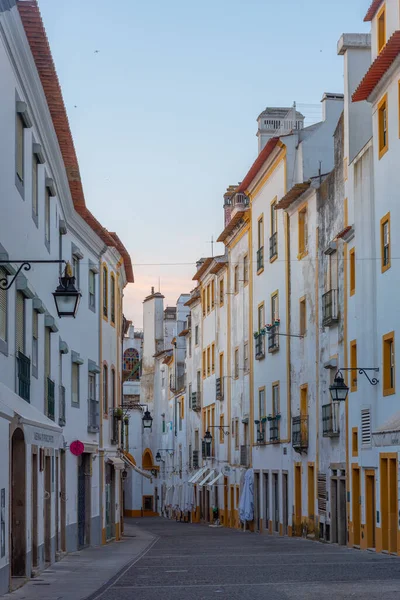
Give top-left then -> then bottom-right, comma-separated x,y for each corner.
11,428 -> 26,578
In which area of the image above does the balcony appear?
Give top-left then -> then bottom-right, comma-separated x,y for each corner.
17,351 -> 30,402
322,289 -> 338,326
322,403 -> 340,437
170,373 -> 185,393
269,417 -> 280,442
268,325 -> 279,353
255,335 -> 265,360
191,391 -> 201,411
88,398 -> 100,433
292,415 -> 308,452
257,246 -> 264,272
240,445 -> 250,467
269,232 -> 278,260
59,385 -> 66,427
46,377 -> 55,421
192,450 -> 200,469
216,377 -> 223,400
111,415 -> 119,444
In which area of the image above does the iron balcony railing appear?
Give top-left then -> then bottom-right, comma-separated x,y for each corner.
58,385 -> 66,427
240,445 -> 250,467
255,335 -> 265,360
88,398 -> 100,433
322,289 -> 338,326
111,414 -> 119,444
292,415 -> 309,451
268,325 -> 279,352
192,450 -> 200,469
257,246 -> 264,271
216,377 -> 223,400
17,351 -> 30,402
269,417 -> 280,442
322,403 -> 340,437
46,377 -> 55,421
191,391 -> 201,411
269,232 -> 278,260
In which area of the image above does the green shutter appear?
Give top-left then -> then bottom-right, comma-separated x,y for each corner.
15,291 -> 25,353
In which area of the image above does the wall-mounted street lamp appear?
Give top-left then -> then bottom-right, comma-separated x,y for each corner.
203,425 -> 230,447
142,409 -> 153,430
155,449 -> 174,462
329,368 -> 379,402
0,260 -> 81,318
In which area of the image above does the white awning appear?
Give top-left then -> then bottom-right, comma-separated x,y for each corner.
188,466 -> 207,484
199,469 -> 215,487
121,452 -> 152,481
0,381 -> 63,448
207,472 -> 223,487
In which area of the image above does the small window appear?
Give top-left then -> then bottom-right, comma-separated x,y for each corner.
298,206 -> 308,257
211,279 -> 215,309
111,368 -> 116,410
258,216 -> 264,250
272,383 -> 280,416
219,278 -> 224,306
234,265 -> 239,294
349,248 -> 355,296
16,114 -> 24,184
110,274 -> 116,324
32,154 -> 38,220
381,213 -> 390,272
45,189 -> 51,247
271,292 -> 279,323
195,325 -> 199,346
378,95 -> 388,158
211,343 -> 215,373
258,387 -> 266,420
258,303 -> 265,331
89,270 -> 96,311
207,284 -> 211,314
188,335 -> 192,358
350,340 -> 357,392
202,350 -> 206,378
243,255 -> 249,285
244,342 -> 249,372
219,415 -> 224,444
235,418 -> 239,449
32,309 -> 38,371
300,297 -> 306,336
143,496 -> 153,512
103,265 -> 108,318
234,348 -> 239,379
202,289 -> 206,317
72,362 -> 80,405
219,352 -> 224,396
271,199 -> 277,235
103,365 -> 108,414
377,4 -> 386,53
383,332 -> 395,396
207,347 -> 211,376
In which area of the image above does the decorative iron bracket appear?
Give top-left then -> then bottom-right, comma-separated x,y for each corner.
208,425 -> 230,436
0,260 -> 65,290
336,368 -> 379,386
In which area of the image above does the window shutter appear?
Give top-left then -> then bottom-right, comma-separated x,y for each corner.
317,472 -> 327,516
0,268 -> 7,341
44,326 -> 51,376
15,291 -> 25,353
361,408 -> 371,446
72,363 -> 79,405
32,310 -> 38,368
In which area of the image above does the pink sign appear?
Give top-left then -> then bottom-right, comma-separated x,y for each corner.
70,440 -> 84,456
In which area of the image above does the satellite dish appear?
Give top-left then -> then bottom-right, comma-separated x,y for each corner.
222,465 -> 231,475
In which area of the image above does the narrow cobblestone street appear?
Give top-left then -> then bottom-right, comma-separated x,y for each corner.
92,518 -> 400,600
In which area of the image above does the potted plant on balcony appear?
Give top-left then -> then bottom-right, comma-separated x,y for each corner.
267,414 -> 273,421
266,324 -> 272,332
254,331 -> 259,339
260,416 -> 267,423
274,318 -> 280,327
275,413 -> 281,420
114,407 -> 123,420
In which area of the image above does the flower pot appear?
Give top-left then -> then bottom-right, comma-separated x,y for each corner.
275,414 -> 281,420
261,417 -> 267,423
267,415 -> 273,421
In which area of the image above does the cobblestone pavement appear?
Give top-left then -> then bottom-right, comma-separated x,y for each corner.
93,518 -> 400,600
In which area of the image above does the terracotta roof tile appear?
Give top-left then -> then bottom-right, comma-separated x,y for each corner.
192,257 -> 213,281
364,0 -> 384,21
217,209 -> 248,243
352,31 -> 400,102
275,182 -> 311,210
17,0 -> 133,283
237,137 -> 280,193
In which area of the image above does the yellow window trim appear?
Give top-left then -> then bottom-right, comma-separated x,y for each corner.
352,427 -> 358,457
349,247 -> 356,296
243,254 -> 249,287
299,295 -> 306,336
380,212 -> 391,273
234,346 -> 239,380
350,340 -> 357,392
272,381 -> 280,416
110,273 -> 116,327
257,301 -> 265,330
377,3 -> 386,54
102,263 -> 108,322
378,93 -> 388,159
382,331 -> 395,396
298,203 -> 308,259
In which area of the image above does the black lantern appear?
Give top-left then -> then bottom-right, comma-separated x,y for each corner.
329,373 -> 349,402
155,451 -> 161,462
204,430 -> 212,446
53,263 -> 81,318
142,409 -> 153,429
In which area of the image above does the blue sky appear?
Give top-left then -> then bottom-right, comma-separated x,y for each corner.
38,0 -> 369,325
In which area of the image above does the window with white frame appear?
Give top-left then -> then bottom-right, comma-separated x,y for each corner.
89,269 -> 96,311
72,362 -> 80,406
